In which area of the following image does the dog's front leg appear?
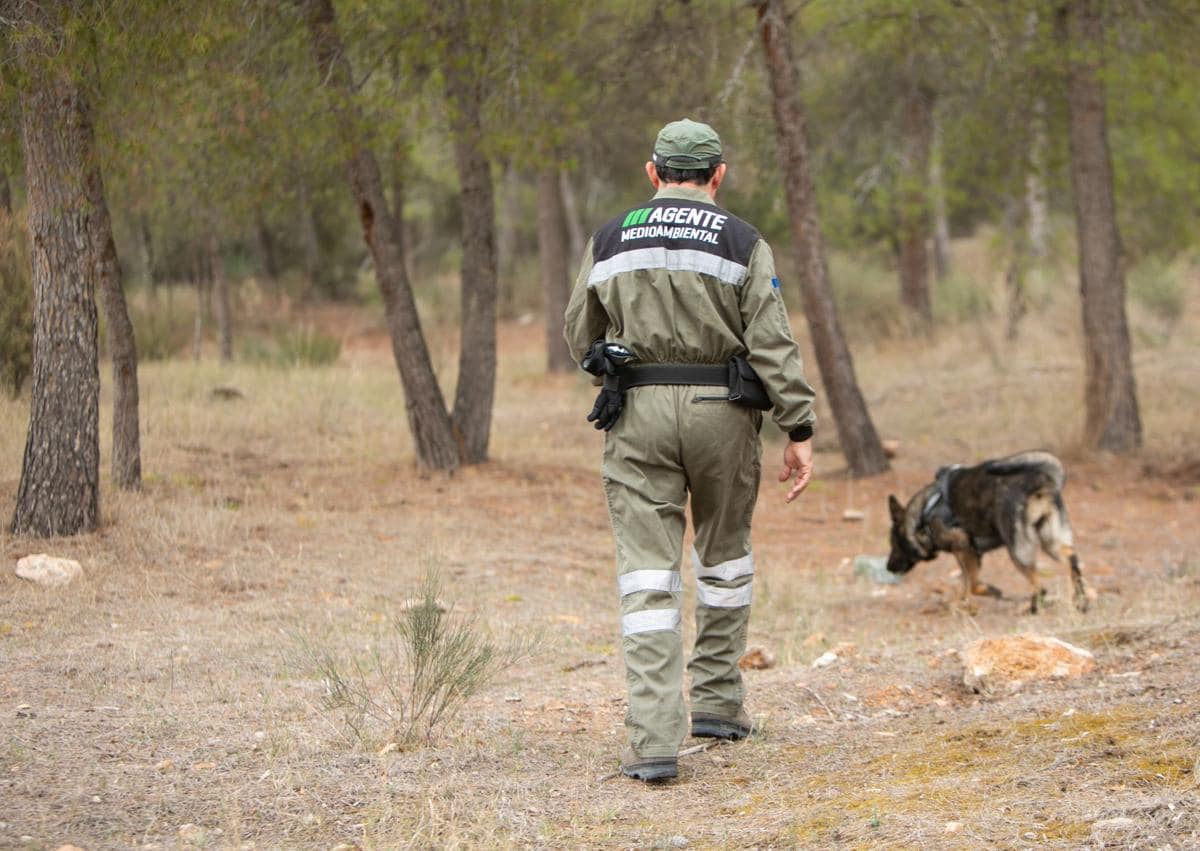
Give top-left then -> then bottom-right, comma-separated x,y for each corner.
952,550 -> 983,614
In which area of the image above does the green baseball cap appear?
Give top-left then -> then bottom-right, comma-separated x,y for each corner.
652,118 -> 723,170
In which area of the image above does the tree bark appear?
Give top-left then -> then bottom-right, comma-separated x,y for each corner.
138,214 -> 158,301
755,0 -> 889,477
207,234 -> 233,362
302,0 -> 460,471
559,169 -> 586,264
929,113 -> 951,281
443,15 -> 498,465
255,209 -> 280,283
1059,0 -> 1141,451
11,65 -> 101,535
0,170 -> 11,215
496,159 -> 519,318
91,165 -> 141,490
898,73 -> 935,331
538,169 -> 573,373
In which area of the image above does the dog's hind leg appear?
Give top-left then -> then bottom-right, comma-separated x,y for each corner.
1036,495 -> 1089,612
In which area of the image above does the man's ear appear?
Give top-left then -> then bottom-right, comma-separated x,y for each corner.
645,161 -> 660,189
709,162 -> 727,193
888,495 -> 905,525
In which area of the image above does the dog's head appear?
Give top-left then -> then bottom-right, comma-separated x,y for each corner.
886,492 -> 937,575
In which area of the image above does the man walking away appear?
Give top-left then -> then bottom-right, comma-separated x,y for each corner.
565,119 -> 817,782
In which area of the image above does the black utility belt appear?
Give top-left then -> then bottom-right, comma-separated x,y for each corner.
617,358 -> 773,411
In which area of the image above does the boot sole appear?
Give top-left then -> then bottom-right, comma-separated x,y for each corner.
691,719 -> 752,741
621,760 -> 678,781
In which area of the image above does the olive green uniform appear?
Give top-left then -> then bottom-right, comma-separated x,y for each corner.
565,185 -> 816,759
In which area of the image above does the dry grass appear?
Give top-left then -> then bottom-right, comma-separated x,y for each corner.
1,256 -> 1199,849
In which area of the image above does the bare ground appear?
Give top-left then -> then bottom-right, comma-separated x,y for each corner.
1,306 -> 1198,849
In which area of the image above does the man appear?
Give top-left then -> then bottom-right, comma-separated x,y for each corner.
564,118 -> 816,782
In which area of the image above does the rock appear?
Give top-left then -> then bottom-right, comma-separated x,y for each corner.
854,555 -> 899,584
54,846 -> 88,851
668,836 -> 689,848
962,634 -> 1096,696
15,554 -> 82,587
1092,817 -> 1137,833
882,439 -> 901,458
943,821 -> 963,835
739,646 -> 777,670
841,509 -> 865,522
177,824 -> 207,845
811,651 -> 838,669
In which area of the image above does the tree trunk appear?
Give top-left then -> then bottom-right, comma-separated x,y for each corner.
138,214 -> 158,302
538,169 -> 573,373
929,113 -> 951,281
496,159 -> 519,318
297,184 -> 320,296
559,169 -> 586,264
443,21 -> 498,465
898,73 -> 935,331
303,0 -> 460,471
11,66 -> 101,535
91,165 -> 141,490
256,210 -> 280,283
755,0 -> 889,478
1025,97 -> 1049,261
1059,0 -> 1141,451
1024,11 -> 1049,262
191,249 -> 207,362
0,170 -> 11,215
207,234 -> 233,362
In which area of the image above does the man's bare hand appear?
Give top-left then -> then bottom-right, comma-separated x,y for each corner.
779,439 -> 814,503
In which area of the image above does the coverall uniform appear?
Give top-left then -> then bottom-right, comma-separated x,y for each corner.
564,183 -> 817,760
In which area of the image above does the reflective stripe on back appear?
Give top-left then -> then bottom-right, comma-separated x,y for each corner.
588,247 -> 748,288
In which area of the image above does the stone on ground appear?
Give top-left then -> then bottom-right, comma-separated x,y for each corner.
739,645 -> 777,670
15,554 -> 82,588
962,633 -> 1096,696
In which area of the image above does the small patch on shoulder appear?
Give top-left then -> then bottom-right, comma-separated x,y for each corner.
771,276 -> 780,289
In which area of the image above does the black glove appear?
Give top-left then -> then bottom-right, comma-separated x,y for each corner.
587,385 -> 624,431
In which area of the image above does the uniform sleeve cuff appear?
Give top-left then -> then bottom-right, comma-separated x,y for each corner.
787,424 -> 814,442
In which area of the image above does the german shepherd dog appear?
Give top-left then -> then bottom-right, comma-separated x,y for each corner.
886,451 -> 1088,613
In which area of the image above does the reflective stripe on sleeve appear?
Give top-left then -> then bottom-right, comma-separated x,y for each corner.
696,579 -> 753,608
621,608 -> 682,636
617,569 -> 682,597
692,548 -> 755,581
587,247 -> 747,288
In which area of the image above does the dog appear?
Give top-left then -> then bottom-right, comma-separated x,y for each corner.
886,451 -> 1088,613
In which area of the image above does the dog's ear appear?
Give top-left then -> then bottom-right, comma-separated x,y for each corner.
888,495 -> 905,526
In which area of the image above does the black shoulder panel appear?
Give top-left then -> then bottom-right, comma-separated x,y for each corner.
592,197 -> 760,267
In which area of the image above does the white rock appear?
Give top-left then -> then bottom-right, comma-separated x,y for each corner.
15,554 -> 82,587
1092,817 -> 1137,832
811,651 -> 838,668
668,836 -> 689,848
944,821 -> 963,834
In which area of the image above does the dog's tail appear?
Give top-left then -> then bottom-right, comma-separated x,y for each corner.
983,450 -> 1065,491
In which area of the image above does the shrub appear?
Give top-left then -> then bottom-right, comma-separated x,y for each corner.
240,323 -> 341,367
129,298 -> 194,361
300,569 -> 542,747
1129,258 -> 1187,324
0,209 -> 32,398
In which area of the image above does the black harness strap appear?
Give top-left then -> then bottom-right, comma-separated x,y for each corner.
618,363 -> 728,391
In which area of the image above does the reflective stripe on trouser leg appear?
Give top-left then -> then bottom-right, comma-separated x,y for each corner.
681,403 -> 763,719
602,385 -> 691,758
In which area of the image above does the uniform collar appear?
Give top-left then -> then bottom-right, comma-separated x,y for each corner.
653,185 -> 719,206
